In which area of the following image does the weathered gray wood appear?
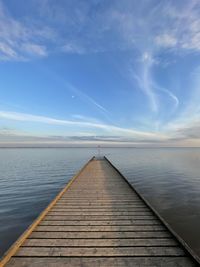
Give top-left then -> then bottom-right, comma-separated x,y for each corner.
60,198 -> 140,201
44,215 -> 157,220
48,211 -> 153,216
40,220 -> 161,226
58,200 -> 142,204
30,231 -> 172,239
16,246 -> 185,257
62,195 -> 137,200
51,207 -> 149,212
23,238 -> 178,247
5,257 -> 197,267
54,203 -> 147,208
62,198 -> 139,201
55,205 -> 145,209
35,225 -> 166,232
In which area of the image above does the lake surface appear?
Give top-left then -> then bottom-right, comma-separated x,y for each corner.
0,147 -> 200,260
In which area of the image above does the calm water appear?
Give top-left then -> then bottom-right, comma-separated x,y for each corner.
0,148 -> 200,259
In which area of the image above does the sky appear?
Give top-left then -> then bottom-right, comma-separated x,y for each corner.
1,0 -> 200,146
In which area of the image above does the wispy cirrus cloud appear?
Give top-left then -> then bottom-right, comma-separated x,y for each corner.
0,0 -> 54,60
155,34 -> 177,48
130,52 -> 159,113
129,51 -> 179,114
1,0 -> 200,58
22,43 -> 47,57
154,0 -> 200,52
102,0 -> 200,118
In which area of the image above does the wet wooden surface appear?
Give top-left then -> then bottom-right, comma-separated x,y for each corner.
2,158 -> 197,266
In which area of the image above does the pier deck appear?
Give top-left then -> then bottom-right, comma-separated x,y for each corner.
0,157 -> 198,266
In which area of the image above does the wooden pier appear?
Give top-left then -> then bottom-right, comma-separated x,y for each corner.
0,157 -> 198,266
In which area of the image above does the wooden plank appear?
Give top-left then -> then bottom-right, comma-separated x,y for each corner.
5,257 -> 197,267
23,238 -> 178,247
51,205 -> 151,210
62,192 -> 137,195
55,202 -> 143,205
40,220 -> 161,226
61,196 -> 137,200
68,187 -> 133,190
48,211 -> 152,216
44,215 -> 157,220
51,207 -> 149,212
15,246 -> 185,257
61,197 -> 139,200
58,200 -> 142,203
52,206 -> 148,210
54,202 -> 146,209
54,206 -> 147,209
29,231 -> 172,239
35,225 -> 166,232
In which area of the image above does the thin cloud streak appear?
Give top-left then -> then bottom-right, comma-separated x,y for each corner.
37,67 -> 111,121
129,53 -> 159,113
0,110 -> 164,140
66,82 -> 109,115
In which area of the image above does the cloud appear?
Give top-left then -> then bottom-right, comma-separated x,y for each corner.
155,34 -> 177,48
176,125 -> 200,139
40,69 -> 111,120
0,126 -> 169,147
0,42 -> 17,59
154,84 -> 179,110
130,64 -> 158,113
66,83 -> 109,115
0,0 -> 53,60
22,43 -> 47,56
1,127 -> 199,147
1,0 -> 200,61
62,43 -> 85,54
153,1 -> 200,52
129,56 -> 179,117
163,65 -> 200,137
0,110 -> 164,141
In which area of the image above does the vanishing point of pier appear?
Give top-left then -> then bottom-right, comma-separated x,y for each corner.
0,157 -> 198,266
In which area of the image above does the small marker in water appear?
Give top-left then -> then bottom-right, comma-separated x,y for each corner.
97,145 -> 101,158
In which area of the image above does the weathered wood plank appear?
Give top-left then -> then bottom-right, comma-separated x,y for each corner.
16,246 -> 185,257
47,212 -> 153,217
23,238 -> 178,247
5,257 -> 197,267
40,220 -> 161,226
30,231 -> 172,239
58,200 -> 142,203
61,196 -> 137,200
61,197 -> 139,200
54,203 -> 147,207
35,225 -> 166,232
51,207 -> 150,212
44,215 -> 157,220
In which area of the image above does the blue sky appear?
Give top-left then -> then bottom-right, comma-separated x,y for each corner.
1,0 -> 200,146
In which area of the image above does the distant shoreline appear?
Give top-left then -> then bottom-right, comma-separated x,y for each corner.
0,146 -> 199,149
